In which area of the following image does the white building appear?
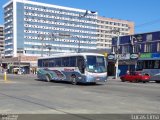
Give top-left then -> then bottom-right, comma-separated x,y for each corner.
97,16 -> 134,50
3,0 -> 98,57
0,25 -> 4,56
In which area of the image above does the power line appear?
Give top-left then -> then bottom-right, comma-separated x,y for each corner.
135,19 -> 160,28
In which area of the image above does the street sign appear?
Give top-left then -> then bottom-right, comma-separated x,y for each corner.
107,54 -> 115,60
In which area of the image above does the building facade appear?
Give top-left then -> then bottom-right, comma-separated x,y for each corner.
109,31 -> 160,76
3,0 -> 97,57
97,16 -> 134,50
0,25 -> 4,57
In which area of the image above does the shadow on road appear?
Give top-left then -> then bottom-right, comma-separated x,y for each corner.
35,79 -> 104,86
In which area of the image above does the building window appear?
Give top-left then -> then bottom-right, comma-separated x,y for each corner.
122,45 -> 129,53
157,42 -> 160,52
133,44 -> 141,53
146,34 -> 152,41
145,43 -> 152,52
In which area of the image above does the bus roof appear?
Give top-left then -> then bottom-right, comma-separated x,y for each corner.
38,52 -> 104,60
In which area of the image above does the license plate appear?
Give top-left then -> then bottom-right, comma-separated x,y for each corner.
96,78 -> 100,80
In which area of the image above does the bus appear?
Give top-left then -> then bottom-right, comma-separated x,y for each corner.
136,59 -> 160,82
37,53 -> 107,85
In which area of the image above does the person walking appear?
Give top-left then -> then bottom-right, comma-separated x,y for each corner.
118,69 -> 121,77
126,70 -> 130,74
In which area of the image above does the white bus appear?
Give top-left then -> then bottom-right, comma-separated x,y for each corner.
37,53 -> 107,85
136,59 -> 160,83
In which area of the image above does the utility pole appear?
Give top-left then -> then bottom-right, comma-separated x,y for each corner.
76,10 -> 96,53
38,34 -> 45,57
78,37 -> 80,53
45,45 -> 52,56
74,36 -> 80,53
18,50 -> 22,74
110,28 -> 120,79
115,33 -> 120,79
77,10 -> 87,53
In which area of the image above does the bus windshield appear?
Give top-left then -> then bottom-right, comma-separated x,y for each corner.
86,56 -> 106,73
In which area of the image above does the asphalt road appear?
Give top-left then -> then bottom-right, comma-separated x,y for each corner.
0,74 -> 160,115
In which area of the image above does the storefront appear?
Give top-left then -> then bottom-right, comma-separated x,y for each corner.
0,56 -> 38,74
107,53 -> 139,76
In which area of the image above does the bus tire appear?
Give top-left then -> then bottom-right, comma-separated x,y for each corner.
71,75 -> 77,85
46,74 -> 51,82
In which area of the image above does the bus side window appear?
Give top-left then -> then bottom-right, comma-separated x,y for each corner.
49,59 -> 55,67
38,59 -> 42,67
70,57 -> 76,67
62,57 -> 70,67
55,58 -> 61,67
42,59 -> 49,67
45,60 -> 49,67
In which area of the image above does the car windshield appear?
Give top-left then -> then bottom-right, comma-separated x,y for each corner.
86,56 -> 107,73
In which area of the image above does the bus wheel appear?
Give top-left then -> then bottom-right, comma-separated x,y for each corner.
46,75 -> 51,82
71,76 -> 77,85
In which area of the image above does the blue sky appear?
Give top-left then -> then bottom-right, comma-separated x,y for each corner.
1,0 -> 160,34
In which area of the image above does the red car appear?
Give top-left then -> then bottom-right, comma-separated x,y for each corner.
120,71 -> 150,83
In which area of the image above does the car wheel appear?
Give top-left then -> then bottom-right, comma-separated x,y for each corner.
135,79 -> 139,83
121,79 -> 125,82
121,78 -> 125,82
46,74 -> 51,82
142,81 -> 146,83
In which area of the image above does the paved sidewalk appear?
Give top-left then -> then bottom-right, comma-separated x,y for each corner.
0,73 -> 37,78
108,76 -> 121,81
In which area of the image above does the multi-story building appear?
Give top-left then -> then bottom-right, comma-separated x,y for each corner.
0,25 -> 4,57
97,16 -> 134,50
109,31 -> 160,76
3,0 -> 97,57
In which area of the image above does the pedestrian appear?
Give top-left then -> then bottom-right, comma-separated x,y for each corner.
118,69 -> 121,77
126,70 -> 130,74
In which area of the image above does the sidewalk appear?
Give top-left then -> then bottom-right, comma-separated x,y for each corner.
108,76 -> 121,81
0,73 -> 37,77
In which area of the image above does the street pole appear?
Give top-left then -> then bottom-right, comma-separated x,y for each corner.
45,45 -> 52,56
77,10 -> 94,53
48,47 -> 51,56
78,37 -> 80,53
40,35 -> 45,57
0,51 -> 2,72
18,53 -> 21,74
115,34 -> 120,79
75,36 -> 80,53
41,41 -> 43,57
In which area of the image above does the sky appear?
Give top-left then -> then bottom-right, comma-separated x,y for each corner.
0,0 -> 160,34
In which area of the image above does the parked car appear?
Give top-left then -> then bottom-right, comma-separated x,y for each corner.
13,67 -> 24,74
120,71 -> 150,83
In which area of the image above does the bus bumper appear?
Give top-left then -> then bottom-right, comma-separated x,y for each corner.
84,76 -> 107,83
